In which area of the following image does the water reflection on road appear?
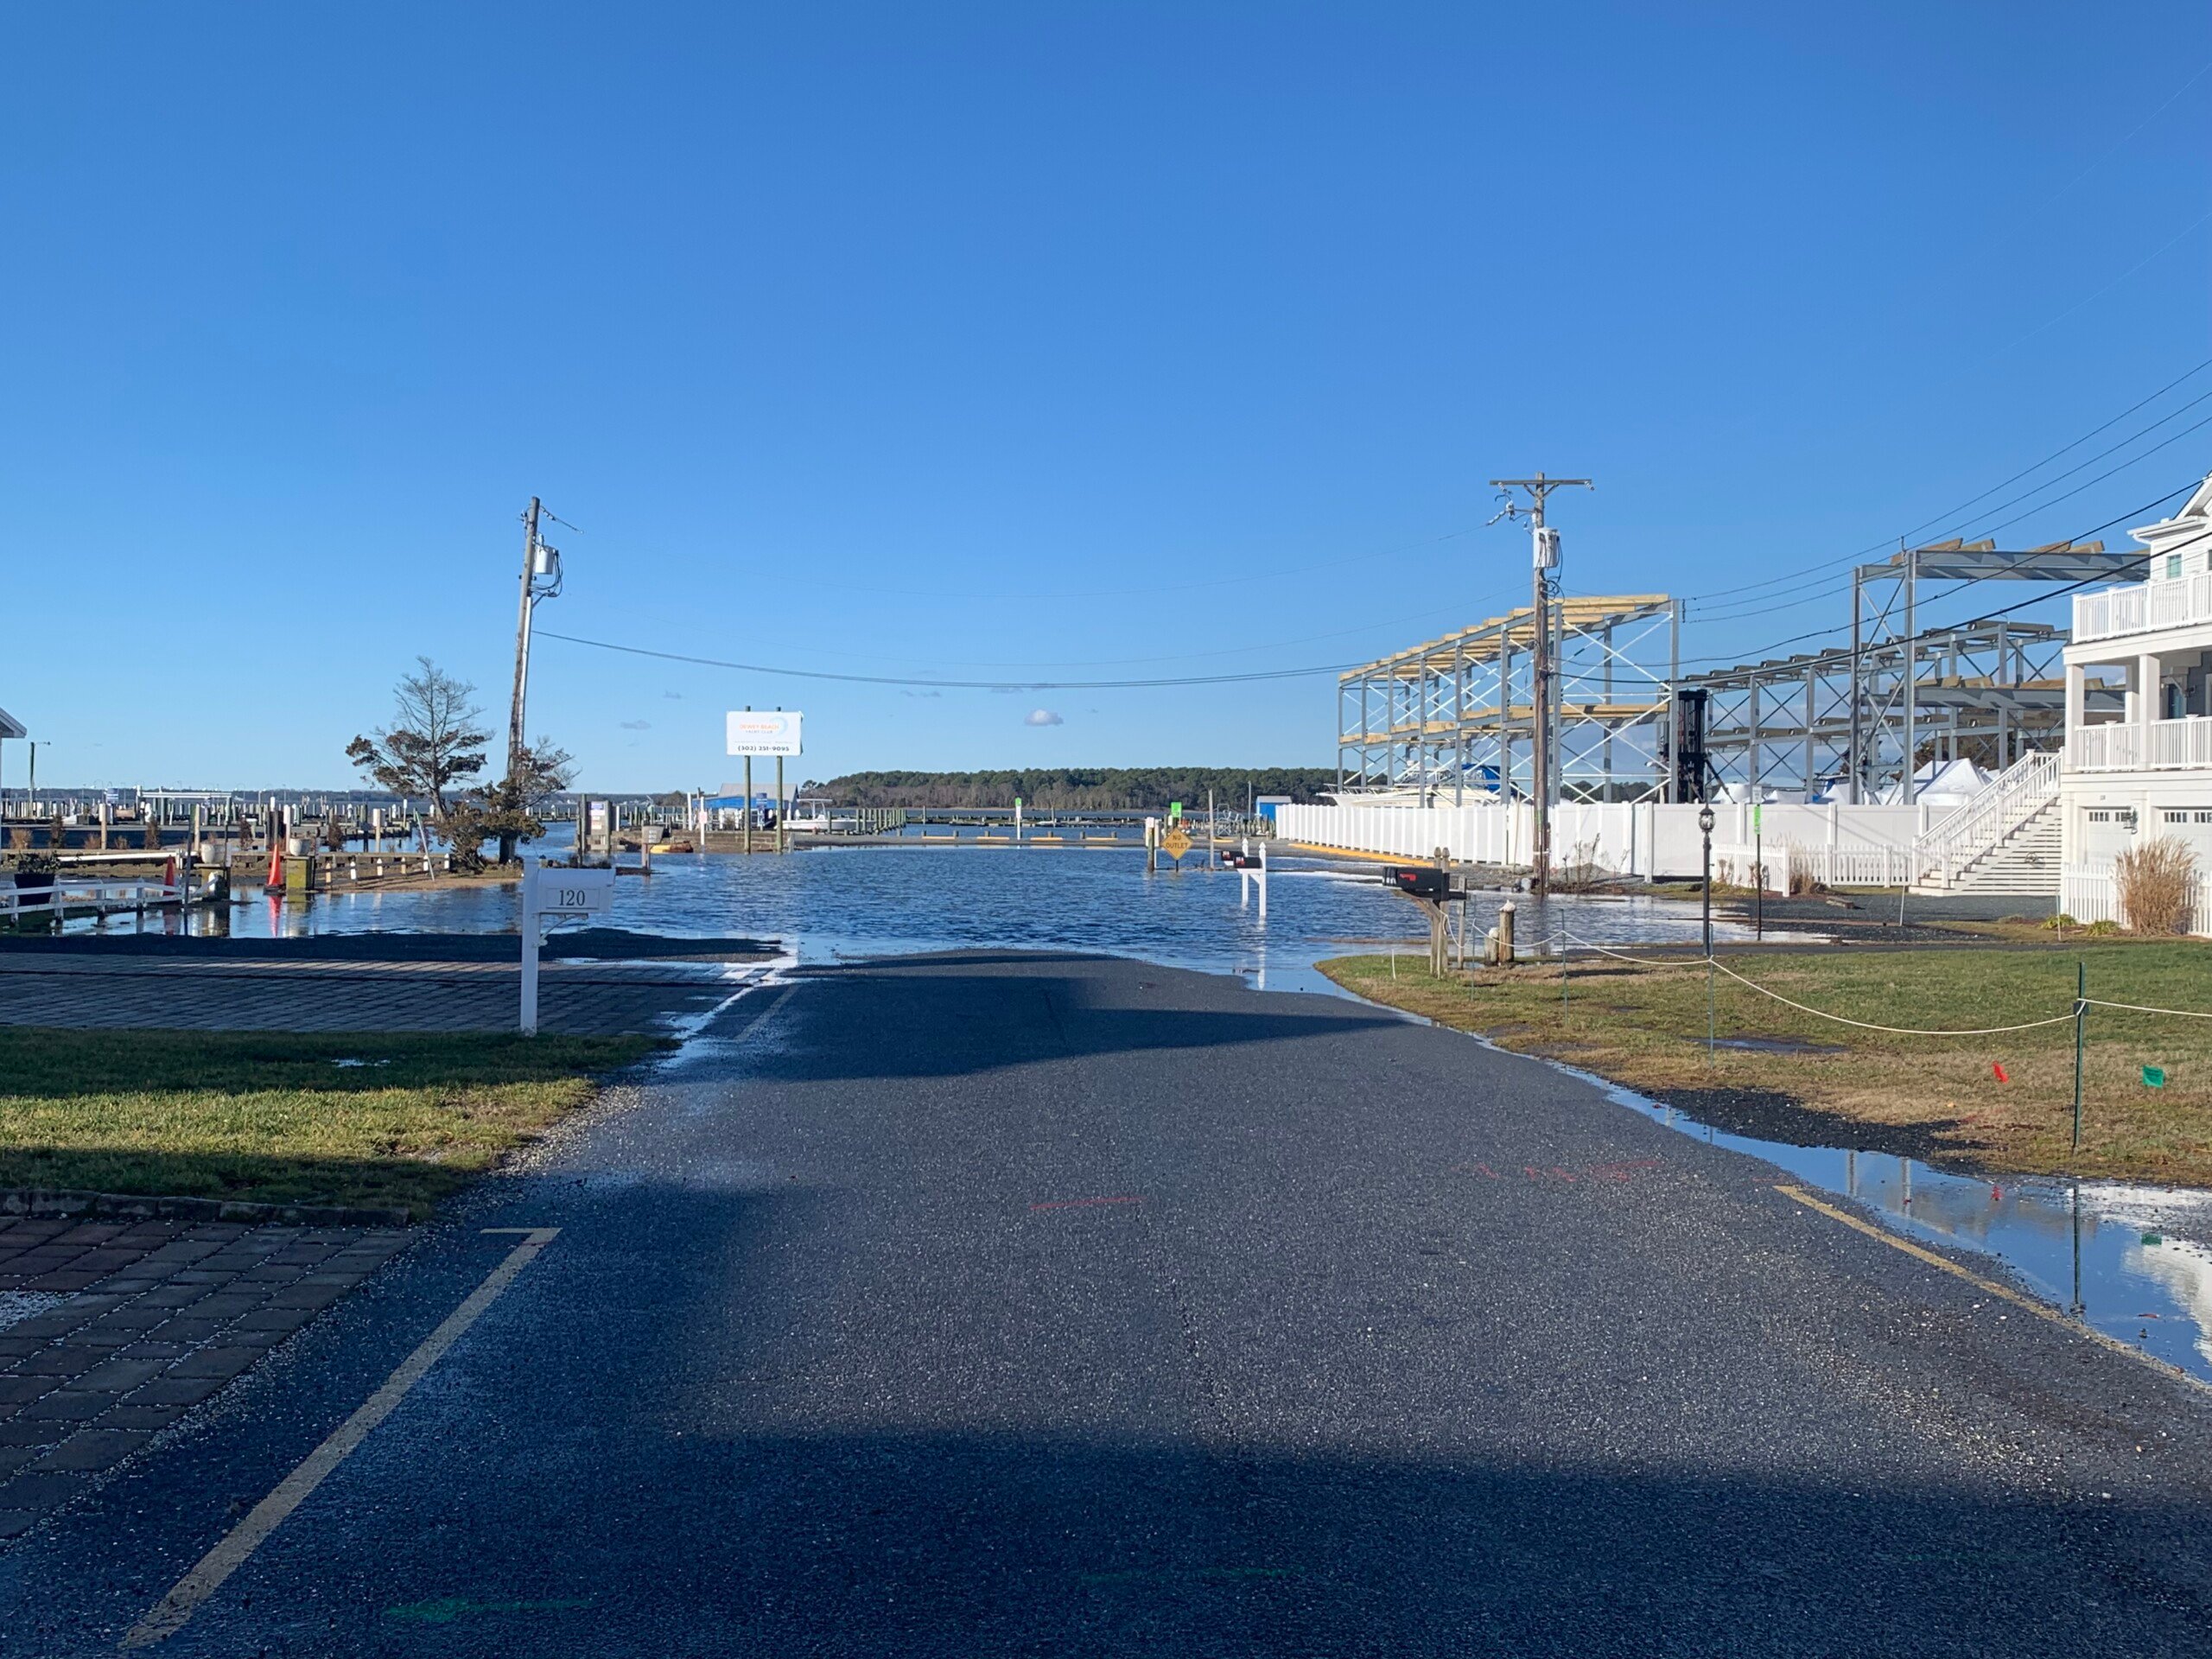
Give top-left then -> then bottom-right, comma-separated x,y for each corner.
1608,1083 -> 2212,1385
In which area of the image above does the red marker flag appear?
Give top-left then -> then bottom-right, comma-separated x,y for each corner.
1992,1062 -> 2009,1084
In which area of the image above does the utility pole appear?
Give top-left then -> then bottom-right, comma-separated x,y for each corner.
1490,474 -> 1592,896
506,499 -> 564,786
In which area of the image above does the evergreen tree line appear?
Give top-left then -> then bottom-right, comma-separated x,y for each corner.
810,768 -> 1336,810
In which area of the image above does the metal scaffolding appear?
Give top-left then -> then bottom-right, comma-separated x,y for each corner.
1844,538 -> 2136,800
1679,537 -> 2139,801
1336,595 -> 1679,804
1685,619 -> 2096,800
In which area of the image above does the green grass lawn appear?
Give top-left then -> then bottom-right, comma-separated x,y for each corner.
0,1028 -> 663,1217
1323,941 -> 2212,1186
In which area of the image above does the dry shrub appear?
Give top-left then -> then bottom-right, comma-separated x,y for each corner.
1786,845 -> 1822,896
2114,836 -> 2199,935
1554,838 -> 1605,893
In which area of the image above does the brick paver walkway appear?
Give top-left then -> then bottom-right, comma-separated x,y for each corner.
0,1218 -> 410,1538
0,956 -> 755,1034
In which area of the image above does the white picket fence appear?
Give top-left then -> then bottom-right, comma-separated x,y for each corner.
1712,842 -> 1911,893
2062,865 -> 2212,935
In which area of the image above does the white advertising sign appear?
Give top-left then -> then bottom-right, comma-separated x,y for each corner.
727,709 -> 804,756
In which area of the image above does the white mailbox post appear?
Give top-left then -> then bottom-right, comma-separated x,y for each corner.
519,857 -> 616,1035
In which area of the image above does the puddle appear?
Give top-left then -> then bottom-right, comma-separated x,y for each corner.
1314,975 -> 2212,1385
1583,1065 -> 2212,1383
1710,1036 -> 1847,1056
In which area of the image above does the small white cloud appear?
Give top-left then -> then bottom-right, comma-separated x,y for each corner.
1025,709 -> 1064,727
620,719 -> 652,731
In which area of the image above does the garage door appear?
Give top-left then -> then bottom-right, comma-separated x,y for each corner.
2154,807 -> 2212,867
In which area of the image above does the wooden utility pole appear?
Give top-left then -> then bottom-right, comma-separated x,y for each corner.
508,498 -> 543,784
1490,474 -> 1592,896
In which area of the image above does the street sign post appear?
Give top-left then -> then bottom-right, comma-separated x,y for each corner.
1160,826 -> 1192,863
518,857 -> 616,1035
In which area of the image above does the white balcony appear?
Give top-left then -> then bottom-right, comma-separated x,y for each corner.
2069,714 -> 2212,772
2073,570 -> 2212,645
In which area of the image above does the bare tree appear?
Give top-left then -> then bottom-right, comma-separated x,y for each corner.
346,658 -> 490,851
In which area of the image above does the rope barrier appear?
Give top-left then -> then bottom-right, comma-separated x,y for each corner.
1703,957 -> 2078,1035
2082,997 -> 2212,1021
1556,931 -> 1706,969
1552,931 -> 2077,1036
1545,936 -> 2209,1034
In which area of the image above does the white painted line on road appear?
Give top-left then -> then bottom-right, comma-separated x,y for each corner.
1776,1185 -> 2209,1398
120,1228 -> 561,1650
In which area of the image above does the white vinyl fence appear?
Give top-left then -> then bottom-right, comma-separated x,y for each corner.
2063,865 -> 2212,935
1275,800 -> 1929,883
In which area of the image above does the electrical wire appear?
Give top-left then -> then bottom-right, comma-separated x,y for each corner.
1671,480 -> 2204,670
537,629 -> 1380,690
1675,356 -> 2212,607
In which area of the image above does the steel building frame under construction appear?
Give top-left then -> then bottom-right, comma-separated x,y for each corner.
1336,595 -> 1679,803
1682,537 -> 2138,802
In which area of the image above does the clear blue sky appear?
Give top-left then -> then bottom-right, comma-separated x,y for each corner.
2,3 -> 2207,792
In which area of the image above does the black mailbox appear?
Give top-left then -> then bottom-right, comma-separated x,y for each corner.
1227,854 -> 1264,870
1384,867 -> 1450,899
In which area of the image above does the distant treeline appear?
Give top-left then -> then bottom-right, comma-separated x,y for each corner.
813,768 -> 1337,810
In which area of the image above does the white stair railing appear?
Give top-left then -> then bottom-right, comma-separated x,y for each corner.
1910,748 -> 2062,889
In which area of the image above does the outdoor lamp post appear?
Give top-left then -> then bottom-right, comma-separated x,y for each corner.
1698,804 -> 1716,959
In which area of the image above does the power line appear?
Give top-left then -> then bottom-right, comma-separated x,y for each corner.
537,629 -> 1379,690
1689,452 -> 2202,629
1671,480 -> 2202,671
1676,355 -> 2212,607
542,480 -> 2207,689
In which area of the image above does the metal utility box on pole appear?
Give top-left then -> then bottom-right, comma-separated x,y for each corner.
1489,474 -> 1592,895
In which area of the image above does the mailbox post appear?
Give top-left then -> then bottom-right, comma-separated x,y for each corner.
1382,863 -> 1459,975
518,856 -> 616,1035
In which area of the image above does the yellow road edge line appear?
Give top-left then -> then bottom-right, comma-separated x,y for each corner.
1773,1184 -> 2206,1396
121,1227 -> 562,1649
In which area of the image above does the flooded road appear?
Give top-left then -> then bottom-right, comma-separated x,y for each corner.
80,841 -> 2212,1386
149,842 -> 1766,996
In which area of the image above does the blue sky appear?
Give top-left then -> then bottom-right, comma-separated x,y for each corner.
2,3 -> 2207,791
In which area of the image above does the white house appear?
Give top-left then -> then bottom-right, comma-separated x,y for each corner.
2060,469 -> 2212,930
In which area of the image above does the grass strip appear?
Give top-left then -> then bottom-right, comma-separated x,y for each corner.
1321,942 -> 2212,1186
0,1027 -> 663,1218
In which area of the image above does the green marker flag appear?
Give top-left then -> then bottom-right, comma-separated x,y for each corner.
2142,1064 -> 2167,1089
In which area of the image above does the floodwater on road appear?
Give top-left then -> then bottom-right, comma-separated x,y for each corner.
161,842 -> 1773,995
93,841 -> 2212,1386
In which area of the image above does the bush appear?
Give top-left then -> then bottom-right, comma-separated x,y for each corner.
1786,846 -> 1822,896
2113,837 -> 2200,935
1554,838 -> 1605,893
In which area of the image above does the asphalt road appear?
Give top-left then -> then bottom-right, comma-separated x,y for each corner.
5,950 -> 2210,1656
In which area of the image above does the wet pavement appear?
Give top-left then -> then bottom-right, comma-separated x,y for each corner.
0,951 -> 769,1035
4,951 -> 2209,1656
1605,1082 -> 2212,1382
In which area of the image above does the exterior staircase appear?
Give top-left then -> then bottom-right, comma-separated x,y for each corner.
1909,749 -> 2063,896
